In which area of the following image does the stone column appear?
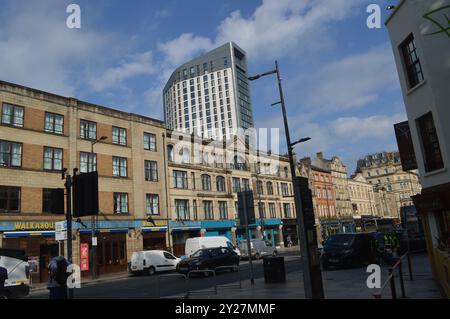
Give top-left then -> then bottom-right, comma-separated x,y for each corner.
231,227 -> 237,245
278,225 -> 284,247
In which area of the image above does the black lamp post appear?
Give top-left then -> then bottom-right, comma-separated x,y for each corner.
248,61 -> 324,299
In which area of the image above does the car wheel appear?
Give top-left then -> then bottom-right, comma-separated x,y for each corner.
146,266 -> 156,276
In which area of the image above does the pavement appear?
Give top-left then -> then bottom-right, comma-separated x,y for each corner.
172,253 -> 445,299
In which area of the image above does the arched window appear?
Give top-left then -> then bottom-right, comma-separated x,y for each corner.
201,174 -> 212,191
216,176 -> 226,192
256,180 -> 264,195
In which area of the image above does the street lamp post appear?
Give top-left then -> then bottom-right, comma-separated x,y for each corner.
90,136 -> 107,280
248,61 -> 324,299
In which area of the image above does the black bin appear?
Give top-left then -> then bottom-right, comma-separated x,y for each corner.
263,256 -> 286,283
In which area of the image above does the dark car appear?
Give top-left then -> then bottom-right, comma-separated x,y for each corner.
321,233 -> 376,269
176,247 -> 240,275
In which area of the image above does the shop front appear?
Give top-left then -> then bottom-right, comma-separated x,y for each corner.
201,220 -> 235,242
236,219 -> 283,247
0,221 -> 61,283
141,220 -> 168,251
282,218 -> 299,247
169,221 -> 201,257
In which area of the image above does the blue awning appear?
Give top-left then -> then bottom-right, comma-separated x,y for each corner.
79,228 -> 129,235
171,227 -> 201,233
3,231 -> 55,238
142,227 -> 167,233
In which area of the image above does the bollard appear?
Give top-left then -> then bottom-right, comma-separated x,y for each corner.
407,252 -> 413,281
398,260 -> 406,298
388,268 -> 397,299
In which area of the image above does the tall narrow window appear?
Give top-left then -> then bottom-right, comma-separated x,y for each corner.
113,193 -> 128,214
44,112 -> 64,134
283,203 -> 292,218
146,194 -> 159,215
112,127 -> 127,145
173,170 -> 188,189
144,160 -> 158,181
204,201 -> 213,220
201,174 -> 212,191
0,141 -> 22,168
267,182 -> 274,195
417,112 -> 444,172
232,178 -> 241,192
216,176 -> 226,192
1,103 -> 24,127
269,203 -> 276,218
400,34 -> 424,89
112,157 -> 127,177
42,188 -> 52,213
44,147 -> 63,171
143,133 -> 157,151
219,201 -> 228,220
175,199 -> 189,220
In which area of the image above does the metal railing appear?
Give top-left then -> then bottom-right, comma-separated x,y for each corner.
373,252 -> 413,299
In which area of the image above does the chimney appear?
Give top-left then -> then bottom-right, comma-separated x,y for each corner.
316,152 -> 323,160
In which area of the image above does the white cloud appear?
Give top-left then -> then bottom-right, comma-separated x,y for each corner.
89,51 -> 157,91
303,44 -> 400,112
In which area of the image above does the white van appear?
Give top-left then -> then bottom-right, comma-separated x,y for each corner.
129,250 -> 180,276
0,249 -> 30,299
185,236 -> 240,258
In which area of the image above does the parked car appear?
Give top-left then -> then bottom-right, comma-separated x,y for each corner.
238,240 -> 277,259
0,249 -> 30,299
321,233 -> 376,269
176,247 -> 240,275
129,250 -> 180,276
185,236 -> 240,258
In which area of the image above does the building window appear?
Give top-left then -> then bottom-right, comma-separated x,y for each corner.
80,120 -> 97,140
256,180 -> 264,195
80,152 -> 96,173
112,127 -> 127,145
0,186 -> 21,212
0,141 -> 22,168
267,182 -> 274,195
204,201 -> 213,220
44,112 -> 64,134
193,200 -> 198,220
167,145 -> 174,161
284,167 -> 289,178
146,194 -> 159,215
216,176 -> 226,192
112,156 -> 127,177
242,179 -> 250,191
219,201 -> 228,220
269,203 -> 276,218
43,147 -> 63,171
144,133 -> 157,151
283,203 -> 292,218
258,202 -> 266,219
42,188 -> 52,213
175,199 -> 189,220
201,174 -> 212,191
417,112 -> 444,172
1,103 -> 24,127
281,183 -> 289,197
232,177 -> 241,192
400,34 -> 424,89
144,160 -> 158,181
113,193 -> 128,214
174,170 -> 188,189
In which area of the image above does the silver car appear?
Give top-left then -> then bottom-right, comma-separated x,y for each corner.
238,240 -> 278,259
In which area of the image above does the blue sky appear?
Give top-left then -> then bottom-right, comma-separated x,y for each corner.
0,0 -> 406,173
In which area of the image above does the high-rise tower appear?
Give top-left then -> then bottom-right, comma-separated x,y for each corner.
163,42 -> 254,140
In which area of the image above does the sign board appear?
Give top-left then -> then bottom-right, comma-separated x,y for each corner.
55,221 -> 67,241
394,121 -> 418,171
80,243 -> 89,272
92,237 -> 97,247
237,191 -> 256,226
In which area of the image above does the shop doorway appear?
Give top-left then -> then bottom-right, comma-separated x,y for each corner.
39,243 -> 59,283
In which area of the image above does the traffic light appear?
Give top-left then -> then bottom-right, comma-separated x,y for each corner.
50,188 -> 65,215
73,171 -> 99,217
238,190 -> 256,226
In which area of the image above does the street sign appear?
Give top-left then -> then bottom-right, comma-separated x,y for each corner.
55,221 -> 67,241
73,171 -> 99,217
80,243 -> 89,272
237,191 -> 256,226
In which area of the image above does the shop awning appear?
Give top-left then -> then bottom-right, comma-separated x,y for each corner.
142,227 -> 167,233
79,228 -> 129,235
171,227 -> 201,233
3,231 -> 55,238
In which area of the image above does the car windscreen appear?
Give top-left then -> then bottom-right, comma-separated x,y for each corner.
191,249 -> 210,258
324,234 -> 355,247
0,249 -> 28,261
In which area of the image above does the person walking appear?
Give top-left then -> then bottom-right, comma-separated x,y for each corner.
47,256 -> 69,299
0,266 -> 8,299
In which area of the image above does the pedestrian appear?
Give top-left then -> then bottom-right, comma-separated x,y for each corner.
47,256 -> 69,299
0,266 -> 8,299
287,235 -> 292,248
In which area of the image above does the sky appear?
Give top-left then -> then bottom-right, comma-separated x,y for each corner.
0,0 -> 406,174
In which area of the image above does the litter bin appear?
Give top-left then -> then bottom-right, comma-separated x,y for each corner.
263,256 -> 286,283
